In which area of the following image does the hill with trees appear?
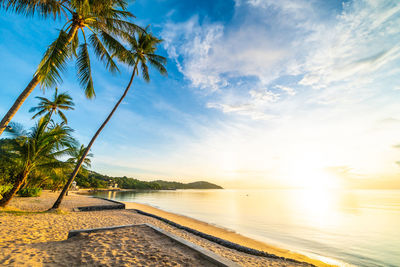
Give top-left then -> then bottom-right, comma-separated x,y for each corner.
153,180 -> 223,190
78,171 -> 223,190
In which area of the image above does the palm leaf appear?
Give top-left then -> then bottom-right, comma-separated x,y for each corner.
4,122 -> 26,138
100,30 -> 130,60
148,57 -> 167,76
58,111 -> 68,124
76,43 -> 95,98
1,0 -> 64,19
31,109 -> 48,119
36,30 -> 71,89
89,33 -> 119,73
70,32 -> 79,57
140,61 -> 150,82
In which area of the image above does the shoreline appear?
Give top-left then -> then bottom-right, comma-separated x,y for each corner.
0,191 -> 336,266
122,201 -> 335,267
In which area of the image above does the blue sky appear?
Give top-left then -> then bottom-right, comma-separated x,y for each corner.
1,0 -> 400,189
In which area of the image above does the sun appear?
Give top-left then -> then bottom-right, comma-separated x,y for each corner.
284,153 -> 341,190
294,168 -> 339,189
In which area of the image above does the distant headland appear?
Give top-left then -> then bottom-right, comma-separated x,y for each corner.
76,171 -> 223,190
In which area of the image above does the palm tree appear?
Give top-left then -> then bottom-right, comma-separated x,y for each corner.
64,144 -> 93,195
67,144 -> 92,169
0,118 -> 76,207
0,0 -> 141,136
29,88 -> 75,127
51,29 -> 167,209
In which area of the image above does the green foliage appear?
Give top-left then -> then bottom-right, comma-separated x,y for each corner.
0,184 -> 12,200
85,172 -> 160,190
29,87 -> 75,124
36,29 -> 71,88
0,0 -> 64,19
153,180 -> 223,190
116,26 -> 167,82
0,99 -> 96,197
18,188 -> 42,197
84,171 -> 222,190
66,144 -> 93,169
75,172 -> 107,189
76,43 -> 94,98
0,141 -> 20,185
0,184 -> 12,195
0,118 -> 77,205
1,0 -> 140,96
112,177 -> 161,190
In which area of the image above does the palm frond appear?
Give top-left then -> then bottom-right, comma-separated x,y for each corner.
76,43 -> 95,98
121,30 -> 168,82
89,33 -> 119,73
1,0 -> 64,19
31,109 -> 48,119
71,0 -> 90,17
148,54 -> 167,65
148,57 -> 167,76
37,160 -> 69,169
140,61 -> 150,82
36,30 -> 71,89
97,18 -> 142,35
58,111 -> 68,124
100,30 -> 130,61
4,122 -> 26,138
70,32 -> 79,57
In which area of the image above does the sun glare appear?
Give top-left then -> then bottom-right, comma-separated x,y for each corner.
284,152 -> 341,190
295,168 -> 339,190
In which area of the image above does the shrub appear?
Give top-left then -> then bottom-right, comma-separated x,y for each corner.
18,188 -> 42,197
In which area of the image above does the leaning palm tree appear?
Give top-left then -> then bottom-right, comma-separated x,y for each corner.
29,88 -> 75,126
0,118 -> 76,207
51,29 -> 167,209
0,0 -> 141,136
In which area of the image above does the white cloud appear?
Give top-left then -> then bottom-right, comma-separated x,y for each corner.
149,0 -> 400,184
299,0 -> 400,92
275,85 -> 296,96
160,0 -> 325,119
206,102 -> 276,120
161,0 -> 400,125
161,16 -> 226,91
161,15 -> 290,92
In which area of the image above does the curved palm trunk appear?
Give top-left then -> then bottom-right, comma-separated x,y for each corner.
51,66 -> 138,210
0,171 -> 29,207
0,24 -> 80,137
0,75 -> 40,136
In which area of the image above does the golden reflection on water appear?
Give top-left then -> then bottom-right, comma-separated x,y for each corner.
107,190 -> 117,199
292,189 -> 339,229
96,189 -> 400,266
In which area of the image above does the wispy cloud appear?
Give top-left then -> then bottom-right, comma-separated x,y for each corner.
155,0 -> 400,185
275,85 -> 296,96
300,1 -> 400,91
162,0 -> 400,119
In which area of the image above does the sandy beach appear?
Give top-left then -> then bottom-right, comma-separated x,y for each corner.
0,191 -> 332,266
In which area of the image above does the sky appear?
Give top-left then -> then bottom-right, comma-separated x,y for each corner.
1,0 -> 400,189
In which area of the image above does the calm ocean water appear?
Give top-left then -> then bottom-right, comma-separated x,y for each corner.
92,189 -> 400,266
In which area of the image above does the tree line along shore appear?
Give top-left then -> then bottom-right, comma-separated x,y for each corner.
76,171 -> 223,190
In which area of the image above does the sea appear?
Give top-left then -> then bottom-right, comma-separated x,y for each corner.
91,189 -> 400,267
